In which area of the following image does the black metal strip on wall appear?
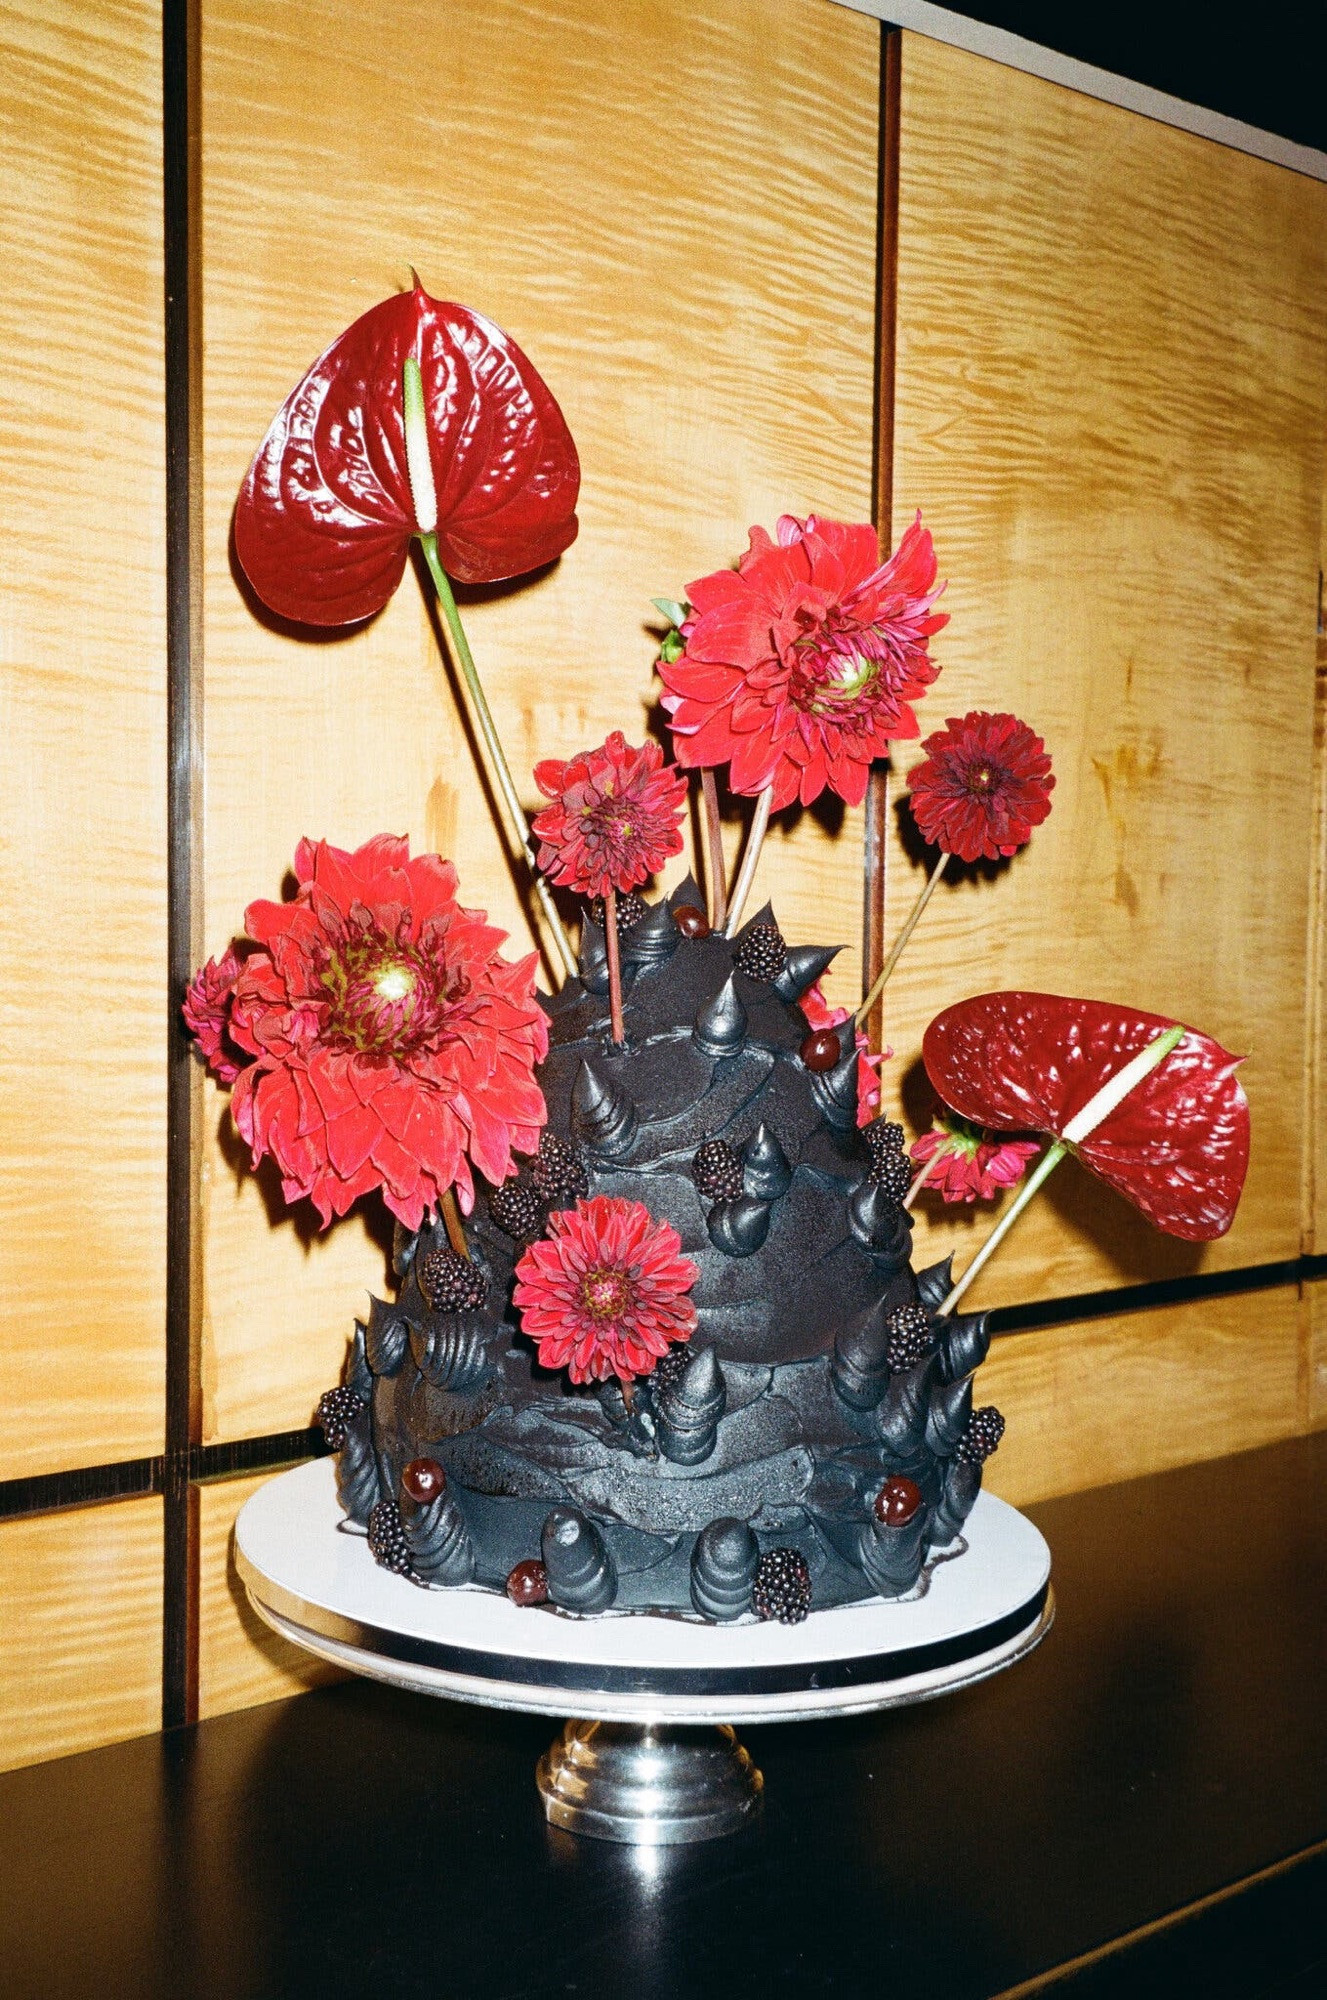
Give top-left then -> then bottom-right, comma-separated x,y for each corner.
162,0 -> 198,1732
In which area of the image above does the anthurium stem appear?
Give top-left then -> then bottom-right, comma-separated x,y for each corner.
855,849 -> 949,1029
701,770 -> 727,929
440,1186 -> 469,1259
937,1023 -> 1187,1316
418,531 -> 578,984
723,784 -> 774,936
603,886 -> 626,1044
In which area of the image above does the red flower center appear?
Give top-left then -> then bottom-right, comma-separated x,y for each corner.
579,1266 -> 633,1322
969,765 -> 994,792
316,917 -> 467,1058
790,607 -> 887,719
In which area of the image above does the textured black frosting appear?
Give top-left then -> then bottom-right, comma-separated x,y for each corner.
330,884 -> 998,1618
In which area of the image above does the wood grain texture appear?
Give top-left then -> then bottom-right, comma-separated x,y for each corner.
884,33 -> 1327,1309
0,1497 -> 162,1774
0,0 -> 167,1475
1308,1280 -> 1327,1427
980,1287 -> 1308,1509
197,0 -> 880,1440
196,1473 -> 338,1719
1306,444 -> 1327,1254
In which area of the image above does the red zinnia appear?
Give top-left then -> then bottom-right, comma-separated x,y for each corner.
513,1195 -> 699,1385
532,731 -> 688,899
910,1115 -> 1040,1204
908,711 -> 1054,863
183,945 -> 244,1085
659,513 -> 947,810
203,835 -> 548,1230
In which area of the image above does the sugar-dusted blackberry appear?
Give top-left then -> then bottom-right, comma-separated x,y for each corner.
864,1119 -> 906,1167
692,1138 -> 743,1203
650,1342 -> 694,1396
734,922 -> 786,982
752,1547 -> 812,1624
590,891 -> 648,933
530,1130 -> 589,1208
868,1147 -> 912,1202
885,1302 -> 932,1371
956,1405 -> 1006,1464
367,1499 -> 415,1577
488,1177 -> 542,1242
417,1245 -> 488,1314
316,1384 -> 366,1451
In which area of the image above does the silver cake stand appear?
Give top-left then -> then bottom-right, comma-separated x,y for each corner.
236,1459 -> 1052,1845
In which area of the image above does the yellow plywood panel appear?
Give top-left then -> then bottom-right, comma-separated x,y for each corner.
884,34 -> 1327,1309
980,1287 -> 1307,1510
1308,1279 -> 1327,1427
198,0 -> 880,1439
0,1 -> 167,1475
0,1497 -> 162,1774
197,1472 -> 338,1719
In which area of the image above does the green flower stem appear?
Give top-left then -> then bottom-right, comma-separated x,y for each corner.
418,531 -> 578,983
701,770 -> 727,929
723,784 -> 773,937
855,848 -> 949,1030
603,885 -> 626,1045
937,1023 -> 1188,1317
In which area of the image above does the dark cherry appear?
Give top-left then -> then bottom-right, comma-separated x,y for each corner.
799,1027 -> 842,1073
673,904 -> 711,939
506,1558 -> 549,1607
874,1474 -> 923,1526
402,1457 -> 446,1505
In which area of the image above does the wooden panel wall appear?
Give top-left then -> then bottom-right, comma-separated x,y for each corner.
195,0 -> 881,1445
0,0 -> 167,1479
882,33 -> 1327,1311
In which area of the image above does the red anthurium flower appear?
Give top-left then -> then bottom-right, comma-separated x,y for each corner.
910,1114 -> 1040,1203
183,945 -> 244,1086
187,835 -> 548,1230
659,512 -> 946,810
234,282 -> 580,626
532,732 -> 688,899
513,1195 -> 699,1384
923,992 -> 1249,1240
909,711 -> 1054,862
800,981 -> 887,1126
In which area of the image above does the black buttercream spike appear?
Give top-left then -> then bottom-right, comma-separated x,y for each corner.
832,1299 -> 891,1410
620,896 -> 679,969
364,1296 -> 409,1377
577,914 -> 610,994
876,1354 -> 934,1459
693,974 -> 748,1058
690,1517 -> 760,1621
915,1255 -> 956,1310
656,1344 -> 726,1464
938,1309 -> 991,1383
772,942 -> 842,1003
810,1035 -> 861,1132
391,1221 -> 418,1279
572,1057 -> 639,1158
400,1471 -> 476,1587
668,872 -> 706,910
849,1177 -> 903,1248
706,1194 -> 771,1257
925,1374 -> 974,1457
857,1500 -> 928,1597
742,1122 -> 792,1199
346,1320 -> 374,1401
542,1507 -> 618,1612
732,900 -> 776,939
931,1457 -> 983,1547
408,1315 -> 491,1393
333,1404 -> 379,1527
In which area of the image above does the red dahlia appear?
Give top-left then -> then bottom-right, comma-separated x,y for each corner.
532,732 -> 688,899
659,513 -> 947,810
910,1114 -> 1040,1204
908,710 -> 1054,863
211,835 -> 548,1229
183,945 -> 244,1085
512,1195 -> 698,1384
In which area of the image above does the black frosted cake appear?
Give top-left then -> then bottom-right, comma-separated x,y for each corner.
318,878 -> 1004,1623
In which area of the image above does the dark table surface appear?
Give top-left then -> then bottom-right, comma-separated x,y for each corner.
3,1432 -> 1324,1999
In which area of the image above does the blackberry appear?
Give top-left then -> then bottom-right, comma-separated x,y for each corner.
590,891 -> 648,933
734,922 -> 786,982
956,1405 -> 1006,1464
650,1343 -> 694,1396
868,1147 -> 912,1202
367,1499 -> 415,1577
692,1138 -> 743,1203
489,1178 -> 542,1241
885,1303 -> 932,1371
864,1120 -> 906,1166
531,1131 -> 589,1208
316,1384 -> 366,1450
752,1547 -> 812,1624
417,1245 -> 488,1314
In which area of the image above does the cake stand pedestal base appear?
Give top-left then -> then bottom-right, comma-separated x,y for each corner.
536,1720 -> 763,1843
